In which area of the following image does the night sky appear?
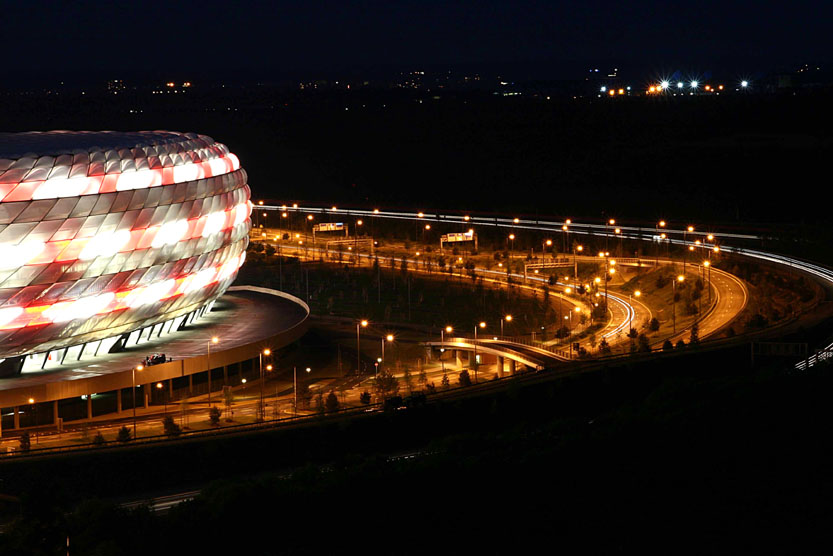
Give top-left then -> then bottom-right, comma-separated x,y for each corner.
4,0 -> 830,83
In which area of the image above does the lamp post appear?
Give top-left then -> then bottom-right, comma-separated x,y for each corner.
543,239 -> 553,259
628,290 -> 641,333
672,274 -> 685,333
501,315 -> 512,337
683,225 -> 694,273
656,221 -> 666,266
704,260 -> 712,304
28,398 -> 36,444
156,382 -> 166,415
259,348 -> 271,422
382,334 -> 394,373
474,321 -> 486,383
357,319 -> 368,374
132,364 -> 143,439
207,336 -> 218,407
440,326 -> 452,373
508,234 -> 515,255
293,366 -> 311,416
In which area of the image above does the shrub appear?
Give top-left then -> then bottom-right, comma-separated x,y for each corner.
163,415 -> 182,438
117,426 -> 132,443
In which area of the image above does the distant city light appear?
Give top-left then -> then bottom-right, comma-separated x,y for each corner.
660,81 -> 669,89
600,86 -> 607,92
690,80 -> 699,88
741,80 -> 749,88
677,82 -> 684,88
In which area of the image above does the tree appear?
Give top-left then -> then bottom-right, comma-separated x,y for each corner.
627,328 -> 638,339
18,431 -> 30,453
638,334 -> 651,353
93,431 -> 106,447
117,426 -> 132,443
675,339 -> 686,349
441,373 -> 450,390
359,391 -> 371,405
315,392 -> 325,414
325,391 -> 340,413
373,371 -> 400,399
163,415 -> 182,438
209,406 -> 221,426
662,339 -> 674,352
649,318 -> 660,332
458,369 -> 472,387
689,321 -> 700,345
598,337 -> 611,355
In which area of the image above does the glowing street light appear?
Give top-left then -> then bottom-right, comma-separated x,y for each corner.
357,320 -> 368,374
132,364 -> 143,439
207,336 -> 219,407
741,80 -> 749,88
258,348 -> 272,421
501,315 -> 512,336
672,275 -> 685,333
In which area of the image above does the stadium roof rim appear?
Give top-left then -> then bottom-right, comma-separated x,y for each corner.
0,130 -> 214,159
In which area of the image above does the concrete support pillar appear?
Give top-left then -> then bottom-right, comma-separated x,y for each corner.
53,401 -> 59,425
223,365 -> 228,386
86,396 -> 92,420
455,351 -> 463,369
188,374 -> 194,395
116,390 -> 123,413
13,407 -> 20,430
509,359 -> 516,375
169,379 -> 174,397
497,356 -> 505,378
143,387 -> 149,409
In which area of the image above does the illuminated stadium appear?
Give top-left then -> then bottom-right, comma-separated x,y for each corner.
0,131 -> 251,377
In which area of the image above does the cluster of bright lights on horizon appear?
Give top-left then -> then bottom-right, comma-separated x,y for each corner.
1,152 -> 240,203
0,250 -> 246,330
0,201 -> 252,271
603,79 -> 750,96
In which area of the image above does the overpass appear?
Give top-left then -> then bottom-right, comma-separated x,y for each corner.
424,337 -> 570,375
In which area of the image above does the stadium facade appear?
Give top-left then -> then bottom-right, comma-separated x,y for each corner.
0,131 -> 251,376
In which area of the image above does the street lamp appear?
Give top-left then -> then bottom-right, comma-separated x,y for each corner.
473,321 -> 486,383
258,348 -> 271,422
207,336 -> 219,407
501,315 -> 512,336
132,364 -> 143,439
704,260 -> 712,304
543,239 -> 553,259
683,225 -> 694,274
628,290 -> 641,333
156,382 -> 166,416
508,234 -> 515,254
672,274 -> 685,333
381,334 -> 394,373
440,325 -> 453,373
357,319 -> 368,374
293,366 -> 311,416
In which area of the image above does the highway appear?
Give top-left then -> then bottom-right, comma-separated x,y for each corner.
265,204 -> 833,366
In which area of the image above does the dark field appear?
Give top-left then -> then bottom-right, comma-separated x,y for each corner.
3,87 -> 830,235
